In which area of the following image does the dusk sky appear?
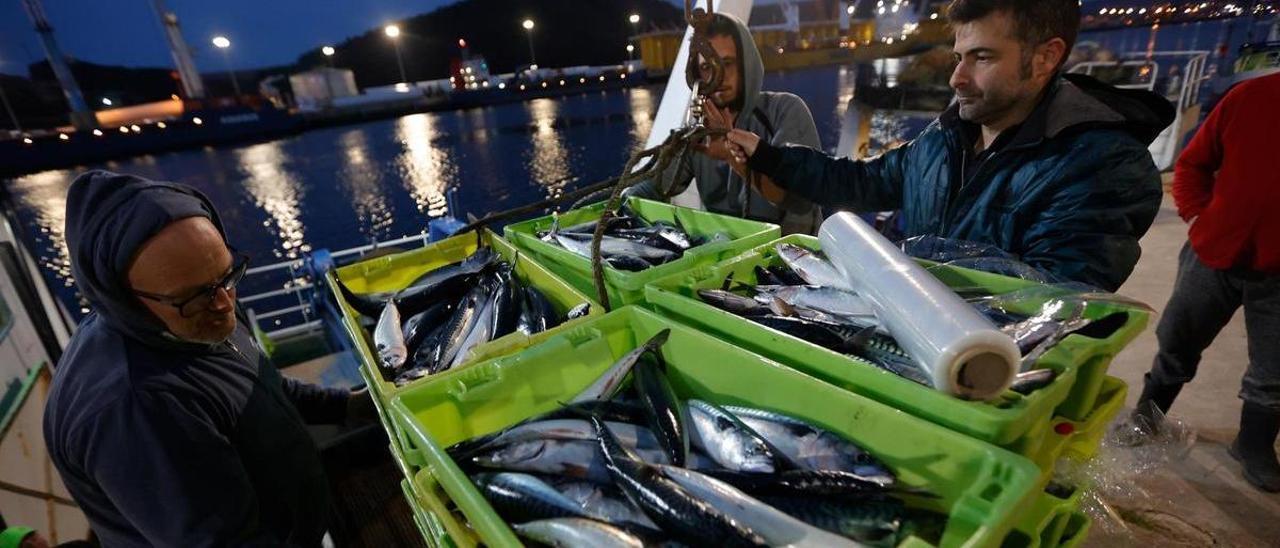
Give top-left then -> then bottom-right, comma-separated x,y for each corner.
2,0 -> 1129,75
0,0 -> 457,74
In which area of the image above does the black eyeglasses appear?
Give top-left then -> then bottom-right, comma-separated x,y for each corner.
134,251 -> 250,317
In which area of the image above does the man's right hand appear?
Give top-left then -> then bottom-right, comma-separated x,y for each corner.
726,129 -> 762,164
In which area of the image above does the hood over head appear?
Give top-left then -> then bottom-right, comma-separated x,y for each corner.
685,12 -> 764,128
64,170 -> 227,347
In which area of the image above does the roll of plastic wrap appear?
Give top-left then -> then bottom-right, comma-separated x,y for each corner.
818,213 -> 1019,400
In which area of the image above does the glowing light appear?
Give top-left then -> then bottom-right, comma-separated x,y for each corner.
886,37 -> 895,44
559,79 -> 565,85
130,124 -> 141,132
384,25 -> 400,38
101,98 -> 112,106
847,5 -> 856,15
1098,8 -> 1106,14
58,133 -> 69,140
1139,8 -> 1146,14
599,75 -> 605,81
92,129 -> 103,136
192,117 -> 203,125
170,94 -> 180,101
22,137 -> 32,144
629,14 -> 640,24
322,46 -> 335,56
395,82 -> 411,92
157,122 -> 167,129
930,13 -> 938,19
626,44 -> 635,53
499,82 -> 506,89
878,7 -> 885,14
620,73 -> 627,79
212,36 -> 231,49
579,77 -> 586,83
541,81 -> 548,88
458,39 -> 467,48
891,5 -> 899,12
522,19 -> 534,31
119,126 -> 130,133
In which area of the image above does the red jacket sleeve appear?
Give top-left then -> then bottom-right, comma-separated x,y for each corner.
1172,92 -> 1228,221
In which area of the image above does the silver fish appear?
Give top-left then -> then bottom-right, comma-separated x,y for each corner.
1009,368 -> 1057,395
472,439 -> 669,483
698,289 -> 769,316
775,244 -> 854,291
688,400 -> 777,474
448,278 -> 499,370
757,285 -> 877,323
513,518 -> 644,548
570,329 -> 670,403
554,231 -> 678,263
472,472 -> 592,523
551,480 -> 660,532
374,300 -> 407,370
724,406 -> 895,486
459,419 -> 663,457
655,465 -> 866,548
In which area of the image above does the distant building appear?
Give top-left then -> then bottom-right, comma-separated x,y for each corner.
288,68 -> 358,110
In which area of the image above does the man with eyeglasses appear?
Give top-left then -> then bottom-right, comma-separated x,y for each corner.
44,171 -> 374,546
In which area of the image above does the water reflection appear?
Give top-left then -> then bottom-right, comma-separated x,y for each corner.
396,113 -> 456,218
628,87 -> 656,151
525,98 -> 574,199
236,142 -> 310,259
338,129 -> 396,239
8,170 -> 75,289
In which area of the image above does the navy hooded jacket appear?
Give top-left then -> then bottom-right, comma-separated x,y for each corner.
748,73 -> 1174,291
44,171 -> 349,547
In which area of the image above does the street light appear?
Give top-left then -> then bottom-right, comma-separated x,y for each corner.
522,19 -> 537,66
384,25 -> 408,84
211,35 -> 242,97
627,14 -> 640,61
321,46 -> 335,57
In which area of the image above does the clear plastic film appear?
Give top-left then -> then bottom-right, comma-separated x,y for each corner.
897,235 -> 1066,289
1052,407 -> 1198,542
965,285 -> 1154,371
819,213 -> 1020,400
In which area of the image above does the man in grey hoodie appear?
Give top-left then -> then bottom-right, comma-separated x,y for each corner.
45,171 -> 374,546
627,13 -> 824,235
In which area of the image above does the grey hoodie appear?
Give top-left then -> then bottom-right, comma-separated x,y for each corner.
44,171 -> 347,547
628,13 -> 823,235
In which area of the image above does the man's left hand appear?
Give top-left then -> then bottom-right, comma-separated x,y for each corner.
345,387 -> 379,425
693,104 -> 750,177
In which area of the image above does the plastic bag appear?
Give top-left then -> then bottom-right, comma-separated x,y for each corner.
1054,406 -> 1197,541
897,235 -> 1066,289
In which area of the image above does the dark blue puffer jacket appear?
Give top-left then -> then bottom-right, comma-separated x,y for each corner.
44,171 -> 349,547
750,74 -> 1174,291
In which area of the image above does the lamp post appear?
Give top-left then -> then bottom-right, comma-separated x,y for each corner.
211,35 -> 241,97
522,19 -> 537,67
385,25 -> 407,84
320,45 -> 336,107
628,13 -> 640,61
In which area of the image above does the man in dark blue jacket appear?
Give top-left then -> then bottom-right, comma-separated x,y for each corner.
44,171 -> 371,546
726,0 -> 1173,291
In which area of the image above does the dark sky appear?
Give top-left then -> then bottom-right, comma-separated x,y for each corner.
0,0 -> 457,74
0,0 -> 1127,75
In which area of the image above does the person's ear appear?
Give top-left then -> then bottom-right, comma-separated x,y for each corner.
1036,38 -> 1068,79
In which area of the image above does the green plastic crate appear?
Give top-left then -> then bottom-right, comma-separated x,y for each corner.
389,306 -> 1041,548
1026,377 -> 1127,474
502,196 -> 779,306
328,229 -> 600,407
401,478 -> 449,548
1003,483 -> 1088,548
644,235 -> 1148,458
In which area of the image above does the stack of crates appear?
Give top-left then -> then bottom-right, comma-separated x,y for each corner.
326,199 -> 1148,547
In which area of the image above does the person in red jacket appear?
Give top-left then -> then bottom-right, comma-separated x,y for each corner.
1133,72 -> 1280,492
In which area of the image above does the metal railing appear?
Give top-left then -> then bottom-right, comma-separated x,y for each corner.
237,232 -> 436,340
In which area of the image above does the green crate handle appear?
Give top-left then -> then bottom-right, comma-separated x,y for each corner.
391,398 -> 522,547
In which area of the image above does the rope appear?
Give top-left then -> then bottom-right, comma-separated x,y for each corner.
453,175 -> 620,235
